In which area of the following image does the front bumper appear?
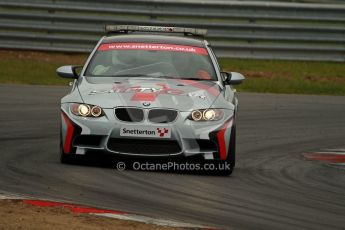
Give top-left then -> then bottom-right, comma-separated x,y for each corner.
61,105 -> 234,160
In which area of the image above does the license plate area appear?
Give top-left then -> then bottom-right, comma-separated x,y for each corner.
120,126 -> 171,139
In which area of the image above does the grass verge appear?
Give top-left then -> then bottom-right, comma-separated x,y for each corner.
0,49 -> 344,95
220,59 -> 345,95
0,50 -> 86,85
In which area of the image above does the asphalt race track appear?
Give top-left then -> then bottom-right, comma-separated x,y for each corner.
1,84 -> 345,230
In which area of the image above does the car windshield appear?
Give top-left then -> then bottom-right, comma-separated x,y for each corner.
85,42 -> 217,81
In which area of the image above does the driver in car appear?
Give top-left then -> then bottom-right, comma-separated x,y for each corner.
171,52 -> 212,80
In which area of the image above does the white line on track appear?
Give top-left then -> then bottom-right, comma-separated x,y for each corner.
309,151 -> 345,155
95,213 -> 211,229
0,192 -> 31,200
321,149 -> 345,153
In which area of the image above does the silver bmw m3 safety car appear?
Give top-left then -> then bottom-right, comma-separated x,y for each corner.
57,25 -> 245,175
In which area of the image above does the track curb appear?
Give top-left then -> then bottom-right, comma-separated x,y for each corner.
0,193 -> 215,229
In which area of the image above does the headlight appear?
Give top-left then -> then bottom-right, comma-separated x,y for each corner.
78,104 -> 90,116
189,109 -> 224,121
91,106 -> 102,117
203,109 -> 216,120
191,110 -> 203,121
70,103 -> 104,117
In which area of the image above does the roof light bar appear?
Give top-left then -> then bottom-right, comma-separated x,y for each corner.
105,25 -> 207,36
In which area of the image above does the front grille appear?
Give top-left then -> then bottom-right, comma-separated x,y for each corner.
115,108 -> 144,122
107,138 -> 181,155
148,109 -> 178,123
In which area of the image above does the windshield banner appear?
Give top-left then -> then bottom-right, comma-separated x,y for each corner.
98,43 -> 208,56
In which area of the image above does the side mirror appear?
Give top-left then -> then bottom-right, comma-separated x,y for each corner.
221,71 -> 245,85
56,65 -> 82,79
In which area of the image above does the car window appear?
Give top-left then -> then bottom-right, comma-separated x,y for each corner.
85,43 -> 217,80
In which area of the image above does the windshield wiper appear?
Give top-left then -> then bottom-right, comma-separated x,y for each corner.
154,75 -> 177,79
179,78 -> 205,81
155,76 -> 205,81
111,74 -> 152,77
86,74 -> 150,78
104,74 -> 210,81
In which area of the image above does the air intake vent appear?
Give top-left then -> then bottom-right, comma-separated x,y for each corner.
107,138 -> 181,155
148,109 -> 178,123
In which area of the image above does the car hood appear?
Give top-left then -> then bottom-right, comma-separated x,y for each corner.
78,78 -> 222,111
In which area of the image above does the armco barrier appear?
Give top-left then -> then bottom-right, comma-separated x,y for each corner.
0,0 -> 344,61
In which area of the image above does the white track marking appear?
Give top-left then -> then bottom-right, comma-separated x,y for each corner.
95,213 -> 210,229
0,194 -> 25,200
329,163 -> 345,166
307,151 -> 345,155
0,192 -> 33,200
321,149 -> 345,153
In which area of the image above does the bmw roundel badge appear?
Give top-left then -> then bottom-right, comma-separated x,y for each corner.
143,102 -> 151,107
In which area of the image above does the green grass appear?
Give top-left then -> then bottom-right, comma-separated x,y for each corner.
0,51 -> 87,85
0,59 -> 69,85
0,50 -> 344,95
220,58 -> 345,95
